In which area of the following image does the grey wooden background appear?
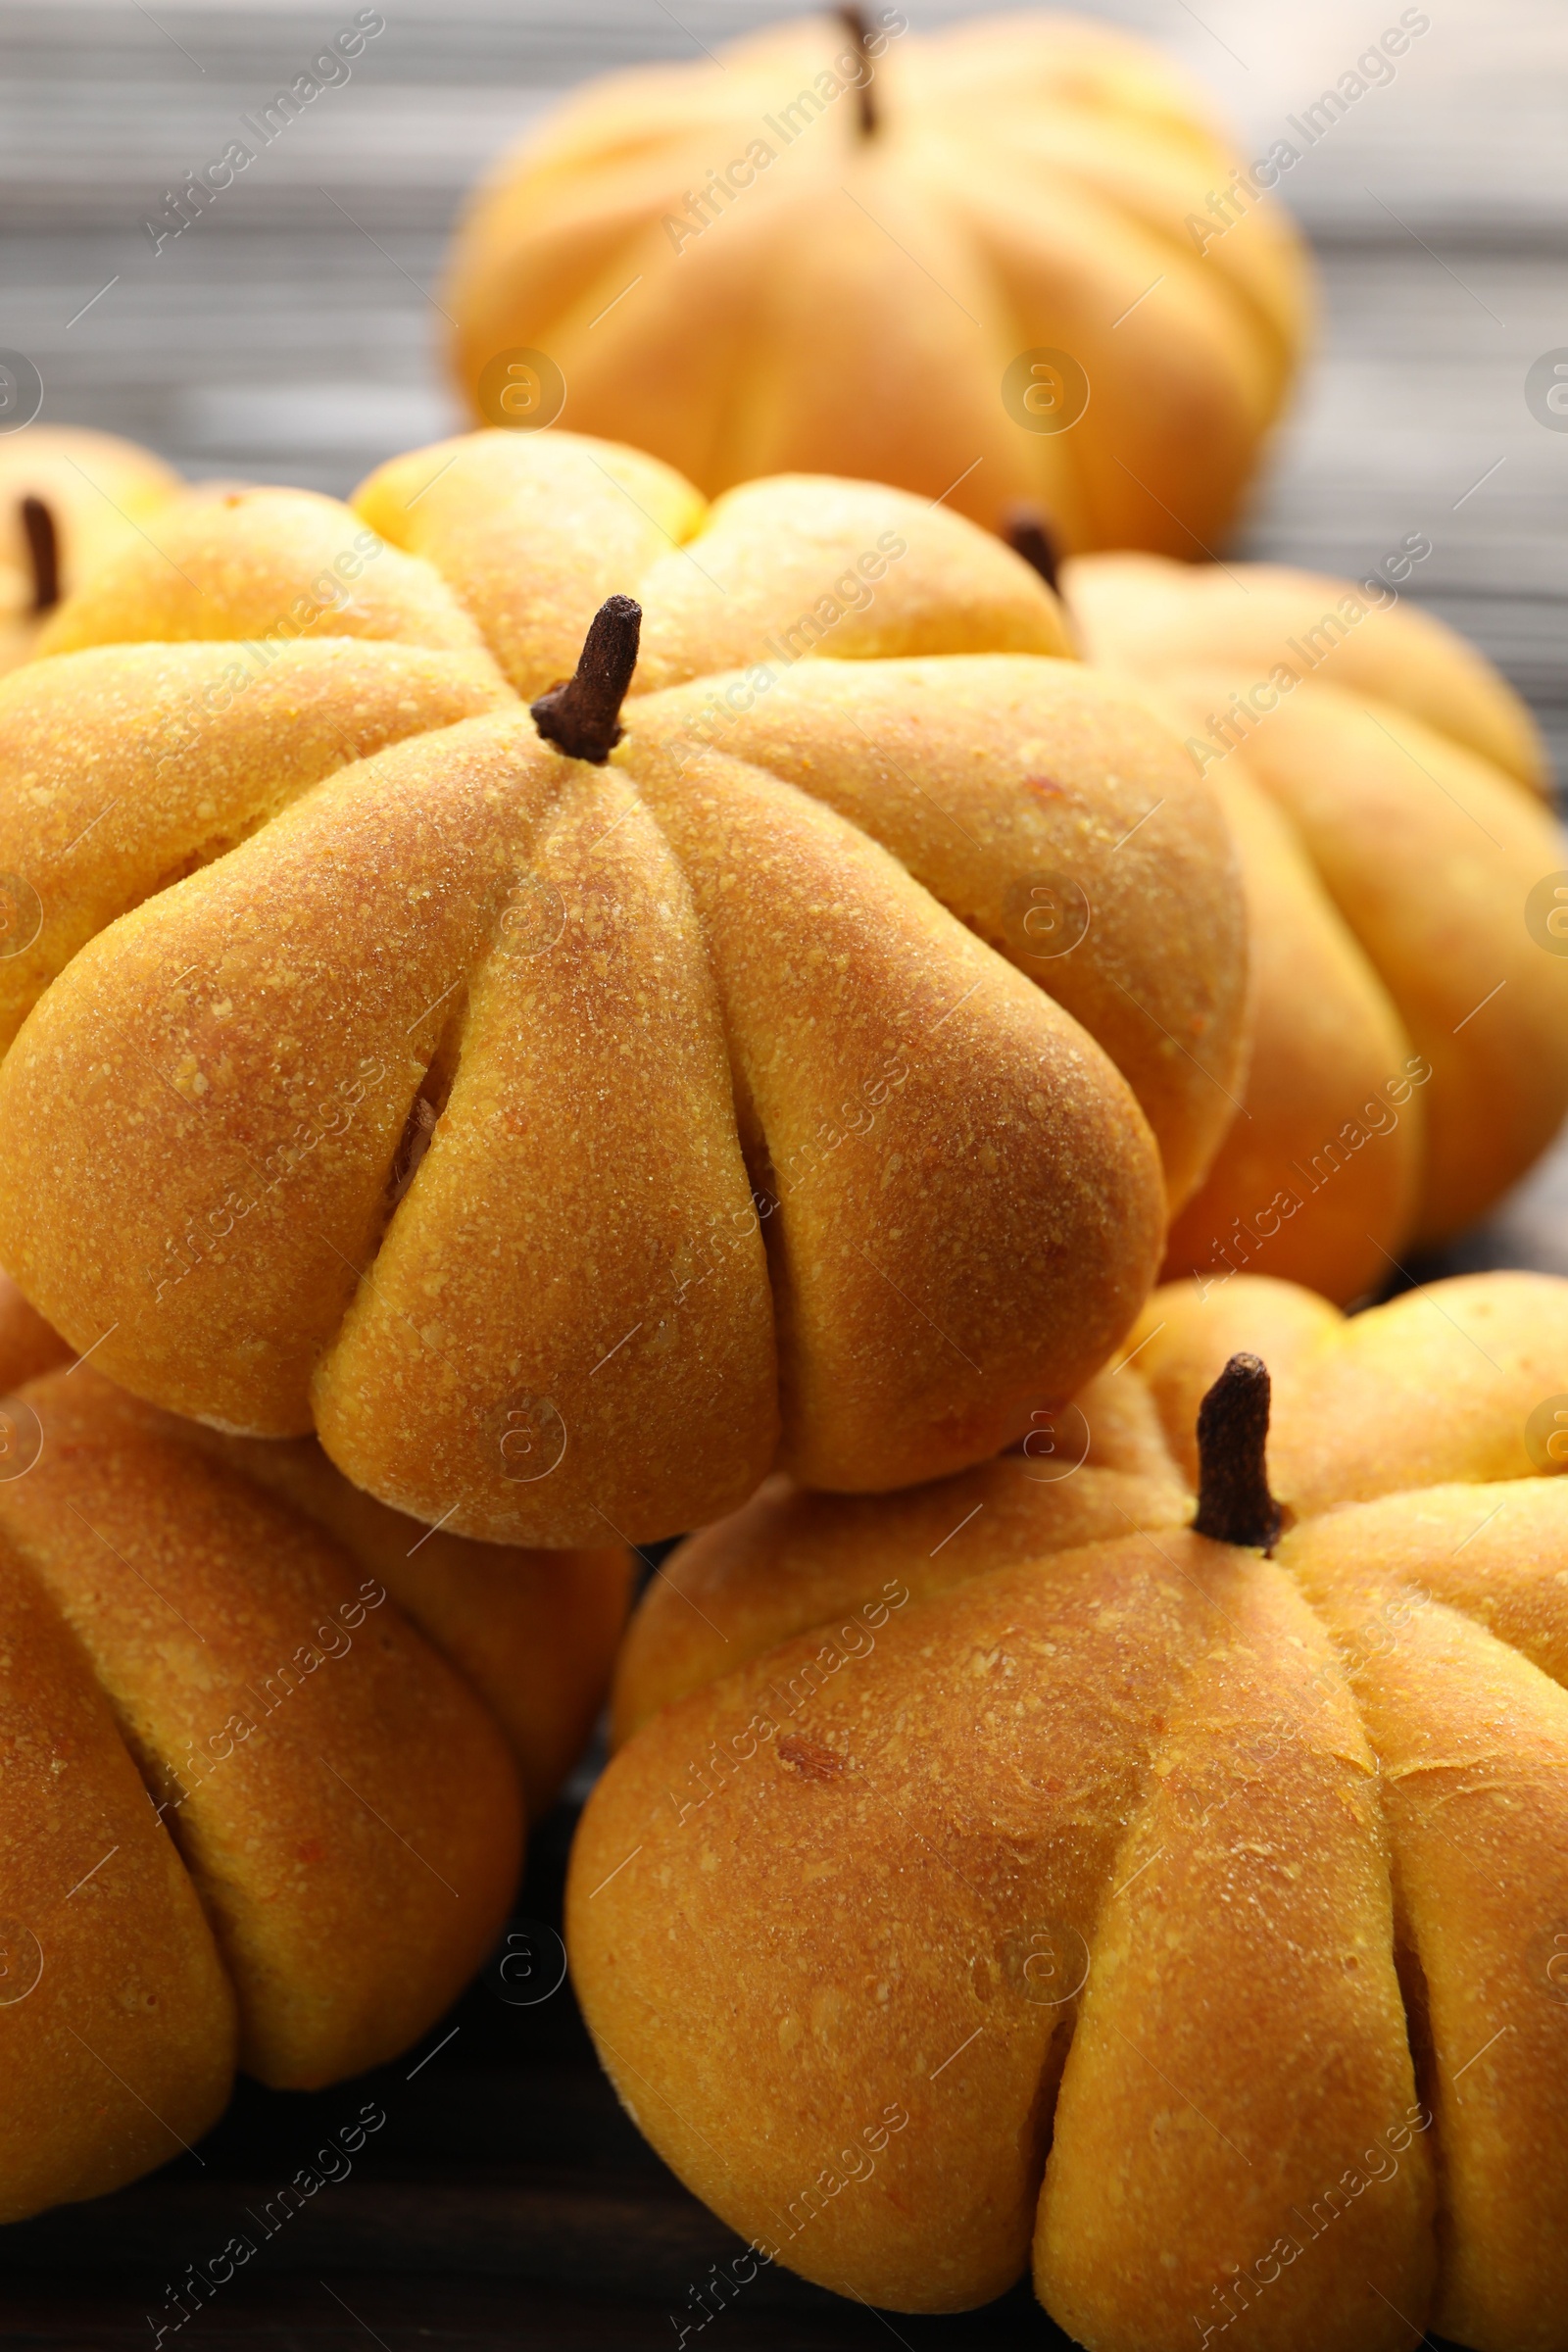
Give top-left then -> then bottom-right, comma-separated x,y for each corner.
1,1 -> 1565,2343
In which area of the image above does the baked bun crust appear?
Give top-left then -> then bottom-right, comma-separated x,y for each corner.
0,1309 -> 629,2222
1064,553 -> 1568,1298
0,437 -> 1251,1544
441,17 -> 1310,555
576,1270 -> 1568,2352
0,427 -> 182,673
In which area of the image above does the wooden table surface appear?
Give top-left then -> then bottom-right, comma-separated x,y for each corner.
2,1 -> 1564,2342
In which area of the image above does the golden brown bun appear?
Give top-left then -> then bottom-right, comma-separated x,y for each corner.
0,1359 -> 629,2222
356,436 -> 1075,696
0,1268 -> 71,1389
1066,552 -> 1549,790
1064,556 -> 1568,1297
35,484 -> 489,661
442,16 -> 1311,554
574,1268 -> 1568,2351
0,444 -> 1252,1543
0,428 -> 182,672
1130,1265 -> 1568,1512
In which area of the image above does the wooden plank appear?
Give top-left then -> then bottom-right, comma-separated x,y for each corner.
0,2273 -> 1059,2351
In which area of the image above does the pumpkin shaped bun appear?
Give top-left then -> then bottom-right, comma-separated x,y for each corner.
0,426 -> 181,673
0,1282 -> 630,2224
1061,549 -> 1568,1302
576,1269 -> 1568,2352
0,431 -> 1249,1545
443,10 -> 1311,555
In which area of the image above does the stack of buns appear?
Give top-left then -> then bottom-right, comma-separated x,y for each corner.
0,389 -> 1561,2352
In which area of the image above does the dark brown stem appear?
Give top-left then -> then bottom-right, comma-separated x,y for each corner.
1003,503 -> 1061,598
837,6 -> 878,136
21,496 -> 59,614
1193,1353 -> 1283,1551
529,595 -> 642,764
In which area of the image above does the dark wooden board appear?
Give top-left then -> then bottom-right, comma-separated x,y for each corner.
0,1 -> 1557,2341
